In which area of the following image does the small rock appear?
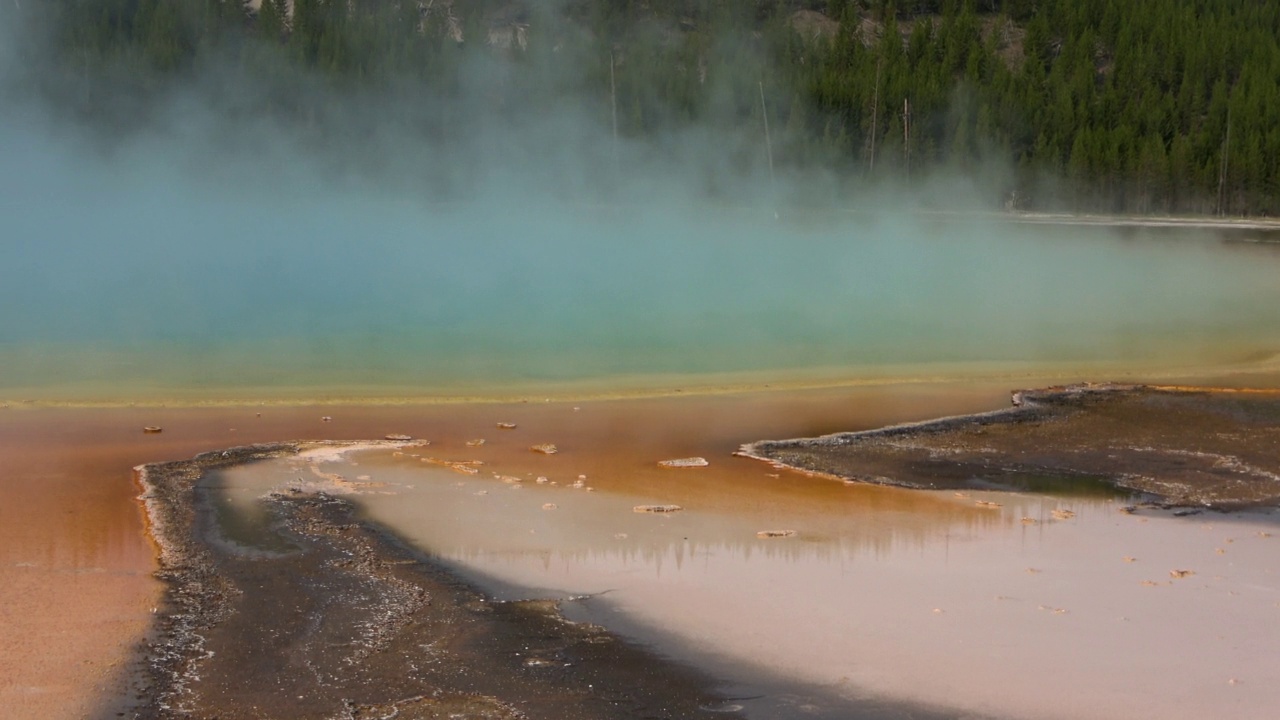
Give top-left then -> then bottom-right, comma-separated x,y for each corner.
385,434 -> 412,441
497,423 -> 517,430
1051,509 -> 1076,520
321,416 -> 332,422
466,438 -> 486,447
541,503 -> 557,511
634,504 -> 683,513
658,457 -> 709,468
142,426 -> 163,434
756,530 -> 797,538
530,444 -> 558,454
1169,569 -> 1195,579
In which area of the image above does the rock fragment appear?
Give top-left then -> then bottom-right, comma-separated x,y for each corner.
658,457 -> 709,468
633,504 -> 683,513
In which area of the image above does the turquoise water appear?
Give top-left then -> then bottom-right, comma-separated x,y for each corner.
3,193 -> 1279,399
4,121 -> 1280,400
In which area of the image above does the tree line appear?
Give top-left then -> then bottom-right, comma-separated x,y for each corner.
13,0 -> 1280,215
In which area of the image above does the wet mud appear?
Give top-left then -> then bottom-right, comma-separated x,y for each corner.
132,442 -> 745,720
739,384 -> 1280,509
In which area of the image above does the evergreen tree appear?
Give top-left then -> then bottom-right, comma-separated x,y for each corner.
21,0 -> 1280,214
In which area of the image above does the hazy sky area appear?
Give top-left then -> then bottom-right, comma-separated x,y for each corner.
2,6 -> 1278,397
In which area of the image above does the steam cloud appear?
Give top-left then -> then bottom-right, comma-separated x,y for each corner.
1,4 -> 1278,398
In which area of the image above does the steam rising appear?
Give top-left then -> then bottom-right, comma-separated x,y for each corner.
2,6 -> 1278,398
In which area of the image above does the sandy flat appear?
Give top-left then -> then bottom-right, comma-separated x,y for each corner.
211,384 -> 1280,720
0,381 -> 1008,718
7,373 -> 1280,718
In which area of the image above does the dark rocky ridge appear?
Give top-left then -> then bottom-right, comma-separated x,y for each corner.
738,384 -> 1280,509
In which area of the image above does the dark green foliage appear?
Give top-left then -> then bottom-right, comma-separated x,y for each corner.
18,0 -> 1280,214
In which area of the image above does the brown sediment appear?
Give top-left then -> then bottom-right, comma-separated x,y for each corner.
738,383 -> 1280,508
0,411 -> 168,720
6,379 -> 1278,720
0,382 -> 1009,719
133,441 -> 745,719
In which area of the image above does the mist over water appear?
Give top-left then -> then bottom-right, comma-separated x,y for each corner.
3,9 -> 1279,400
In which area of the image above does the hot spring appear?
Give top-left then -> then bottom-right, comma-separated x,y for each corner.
3,158 -> 1280,402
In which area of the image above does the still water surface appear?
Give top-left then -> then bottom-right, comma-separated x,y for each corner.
5,208 -> 1280,401
211,437 -> 1280,720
